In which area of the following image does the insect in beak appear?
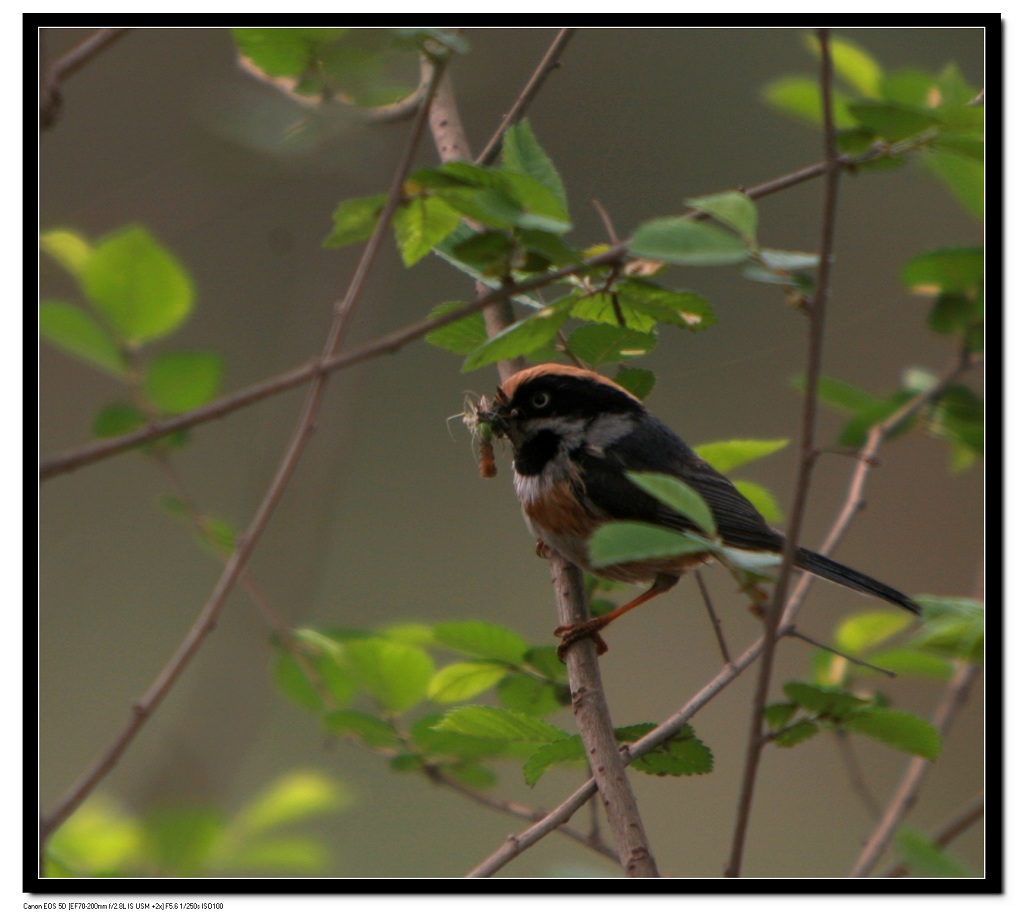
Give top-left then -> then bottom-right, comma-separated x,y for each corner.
461,394 -> 500,479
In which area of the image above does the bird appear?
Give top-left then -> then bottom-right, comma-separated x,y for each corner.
477,362 -> 919,659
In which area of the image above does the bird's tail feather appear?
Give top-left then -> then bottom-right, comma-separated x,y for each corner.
795,547 -> 919,614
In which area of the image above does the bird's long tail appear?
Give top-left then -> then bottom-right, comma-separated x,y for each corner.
795,547 -> 919,614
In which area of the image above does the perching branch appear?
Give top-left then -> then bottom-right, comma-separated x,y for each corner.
38,53 -> 451,858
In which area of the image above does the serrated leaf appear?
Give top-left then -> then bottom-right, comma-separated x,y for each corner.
694,438 -> 789,473
462,299 -> 572,372
345,638 -> 434,713
435,705 -> 568,742
433,620 -> 528,664
39,300 -> 127,377
631,736 -> 713,776
567,324 -> 657,367
496,673 -> 564,717
501,119 -> 568,213
322,710 -> 398,748
685,191 -> 758,245
428,662 -> 508,703
895,828 -> 976,878
630,217 -> 748,266
143,351 -> 223,414
589,521 -> 710,569
323,193 -> 388,248
80,226 -> 194,345
614,367 -> 656,400
626,471 -> 717,535
393,195 -> 463,267
523,736 -> 585,785
845,709 -> 941,760
40,228 -> 93,276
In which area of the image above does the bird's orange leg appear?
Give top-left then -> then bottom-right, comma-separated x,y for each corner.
554,573 -> 680,661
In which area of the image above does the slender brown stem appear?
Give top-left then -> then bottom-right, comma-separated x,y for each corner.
38,55 -> 451,859
40,28 -> 131,129
476,28 -> 577,165
879,793 -> 984,878
725,28 -> 841,878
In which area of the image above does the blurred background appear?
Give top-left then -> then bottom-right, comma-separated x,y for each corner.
39,27 -> 984,879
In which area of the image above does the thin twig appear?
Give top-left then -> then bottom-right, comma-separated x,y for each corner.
476,28 -> 577,165
848,661 -> 980,877
39,143 -> 911,482
725,28 -> 842,879
38,55 -> 451,858
695,570 -> 732,665
40,28 -> 131,129
879,792 -> 984,878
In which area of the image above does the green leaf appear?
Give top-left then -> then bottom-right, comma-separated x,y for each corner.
45,797 -> 142,877
589,521 -> 710,569
921,149 -> 983,220
914,596 -> 984,662
322,710 -> 398,748
806,34 -> 883,98
783,681 -> 872,719
845,709 -> 941,760
234,771 -> 346,836
423,301 -> 487,355
895,828 -> 976,878
773,720 -> 820,748
496,673 -> 564,717
345,638 -> 434,713
615,280 -> 716,331
393,195 -> 463,267
614,367 -> 656,400
428,662 -> 508,703
501,119 -> 568,213
439,762 -> 498,790
323,194 -> 388,248
848,101 -> 940,140
40,228 -> 93,276
450,230 -> 513,273
523,737 -> 585,785
142,806 -> 223,876
630,217 -> 748,266
524,646 -> 567,681
757,249 -> 820,273
39,300 -> 127,377
694,438 -> 789,474
435,705 -> 568,742
143,351 -> 223,414
763,702 -> 798,730
567,324 -> 657,367
809,375 -> 881,415
433,620 -> 528,665
835,611 -> 914,656
197,516 -> 236,558
685,191 -> 758,246
732,479 -> 782,524
92,403 -> 146,440
626,471 -> 717,535
462,299 -> 572,372
232,28 -> 349,79
866,648 -> 953,681
762,76 -> 858,129
80,226 -> 194,345
410,713 -> 512,759
272,653 -> 324,712
628,727 -> 714,776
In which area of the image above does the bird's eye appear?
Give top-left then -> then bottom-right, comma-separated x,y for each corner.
530,391 -> 551,409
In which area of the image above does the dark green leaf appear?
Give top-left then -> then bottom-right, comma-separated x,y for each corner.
921,149 -> 983,220
433,620 -> 528,664
323,194 -> 388,248
902,247 -> 982,295
524,646 -> 567,681
630,734 -> 713,776
630,217 -> 748,266
614,367 -> 656,400
845,709 -> 941,760
143,351 -> 223,414
616,279 -> 716,331
462,299 -> 573,372
450,230 -> 513,273
773,720 -> 820,748
92,403 -> 146,439
567,324 -> 657,366
914,596 -> 984,662
501,119 -> 568,213
423,301 -> 486,355
80,226 -> 194,345
783,681 -> 872,719
40,300 -> 127,377
763,702 -> 798,730
626,471 -> 716,535
515,228 -> 580,268
685,191 -> 758,245
232,28 -> 349,79
523,737 -> 585,785
848,101 -> 940,140
496,673 -> 564,717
